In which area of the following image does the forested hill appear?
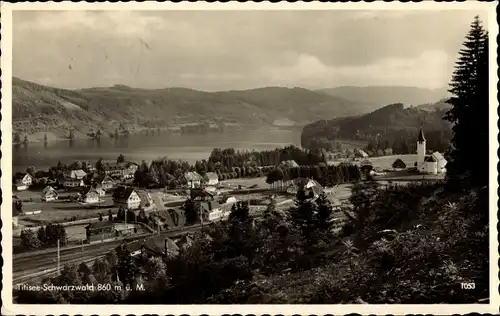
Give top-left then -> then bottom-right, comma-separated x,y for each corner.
13,77 -> 374,140
301,102 -> 453,152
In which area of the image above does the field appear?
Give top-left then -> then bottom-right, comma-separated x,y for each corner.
367,154 -> 417,170
17,195 -> 115,227
219,177 -> 269,189
64,224 -> 88,242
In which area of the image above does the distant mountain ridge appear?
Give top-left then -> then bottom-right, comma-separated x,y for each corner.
317,86 -> 449,110
12,77 -> 447,141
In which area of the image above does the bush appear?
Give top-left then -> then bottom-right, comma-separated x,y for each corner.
21,229 -> 42,250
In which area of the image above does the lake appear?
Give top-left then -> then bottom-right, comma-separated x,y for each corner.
12,128 -> 302,172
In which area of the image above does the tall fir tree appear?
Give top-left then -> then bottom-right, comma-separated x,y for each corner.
444,16 -> 489,189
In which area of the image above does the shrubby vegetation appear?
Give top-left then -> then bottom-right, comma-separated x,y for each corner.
21,223 -> 67,250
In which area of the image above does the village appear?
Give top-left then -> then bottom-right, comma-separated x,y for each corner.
12,128 -> 446,260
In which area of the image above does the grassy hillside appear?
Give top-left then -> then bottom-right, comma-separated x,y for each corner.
13,78 -> 373,141
317,86 -> 448,110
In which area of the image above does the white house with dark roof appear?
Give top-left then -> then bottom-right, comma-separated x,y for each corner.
416,128 -> 447,175
203,172 -> 219,192
113,186 -> 141,210
286,178 -> 324,198
41,186 -> 59,201
67,169 -> 87,180
183,171 -> 203,189
14,173 -> 32,191
79,187 -> 100,204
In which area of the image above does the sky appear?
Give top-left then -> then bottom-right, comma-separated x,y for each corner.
13,10 -> 488,91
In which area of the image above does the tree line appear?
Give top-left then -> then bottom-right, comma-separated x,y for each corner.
133,146 -> 326,188
266,163 -> 362,188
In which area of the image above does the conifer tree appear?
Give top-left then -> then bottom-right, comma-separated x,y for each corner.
444,16 -> 489,188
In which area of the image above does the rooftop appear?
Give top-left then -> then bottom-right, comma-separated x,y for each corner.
184,171 -> 203,181
113,186 -> 136,200
204,172 -> 219,181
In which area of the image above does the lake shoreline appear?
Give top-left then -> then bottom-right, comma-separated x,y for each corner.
12,129 -> 304,173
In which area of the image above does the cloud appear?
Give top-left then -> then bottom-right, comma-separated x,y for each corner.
261,50 -> 450,90
12,9 -> 488,91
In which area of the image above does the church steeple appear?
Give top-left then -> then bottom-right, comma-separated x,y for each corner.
417,128 -> 426,143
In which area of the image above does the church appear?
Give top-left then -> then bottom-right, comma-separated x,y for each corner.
416,128 -> 447,175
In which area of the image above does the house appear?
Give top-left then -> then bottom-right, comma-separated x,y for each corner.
14,173 -> 32,191
416,128 -> 447,175
392,158 -> 407,170
92,184 -> 106,197
431,152 -> 447,174
203,172 -> 219,192
102,162 -> 133,178
136,190 -> 155,210
124,235 -> 180,258
58,176 -> 84,189
41,186 -> 59,201
67,169 -> 87,180
123,162 -> 139,179
355,149 -> 369,159
79,187 -> 100,204
199,200 -> 229,222
190,188 -> 215,201
94,174 -> 115,191
183,171 -> 203,189
279,160 -> 299,169
85,222 -> 139,243
113,186 -> 141,210
287,178 -> 324,198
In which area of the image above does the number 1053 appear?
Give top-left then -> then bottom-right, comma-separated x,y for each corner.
461,282 -> 475,290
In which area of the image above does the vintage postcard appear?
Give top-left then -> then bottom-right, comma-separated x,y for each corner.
1,1 -> 498,315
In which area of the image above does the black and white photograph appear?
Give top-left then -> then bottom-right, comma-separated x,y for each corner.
1,2 -> 498,315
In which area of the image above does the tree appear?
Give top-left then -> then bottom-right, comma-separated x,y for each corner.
315,193 -> 335,234
117,154 -> 125,164
37,226 -> 47,244
183,198 -> 198,225
43,223 -> 67,247
96,158 -> 104,172
14,132 -> 21,143
228,201 -> 250,222
21,229 -> 42,250
444,16 -> 489,189
287,189 -> 316,243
